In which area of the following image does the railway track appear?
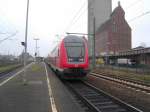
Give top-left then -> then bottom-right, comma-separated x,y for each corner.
93,71 -> 150,86
0,65 -> 22,78
91,72 -> 150,94
65,80 -> 142,112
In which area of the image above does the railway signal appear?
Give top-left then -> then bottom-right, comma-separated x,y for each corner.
21,42 -> 26,46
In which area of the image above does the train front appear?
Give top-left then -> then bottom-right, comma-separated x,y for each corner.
60,35 -> 89,78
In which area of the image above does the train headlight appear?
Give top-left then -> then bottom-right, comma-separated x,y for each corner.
79,58 -> 84,62
69,58 -> 73,62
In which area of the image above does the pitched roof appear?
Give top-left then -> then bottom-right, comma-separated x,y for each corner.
96,1 -> 126,34
96,19 -> 111,33
111,1 -> 125,17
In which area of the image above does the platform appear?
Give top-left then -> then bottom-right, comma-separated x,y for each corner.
0,62 -> 84,112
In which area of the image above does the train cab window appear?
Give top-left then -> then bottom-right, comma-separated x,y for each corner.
64,35 -> 86,62
65,42 -> 85,62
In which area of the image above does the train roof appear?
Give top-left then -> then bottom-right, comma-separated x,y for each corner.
63,35 -> 84,43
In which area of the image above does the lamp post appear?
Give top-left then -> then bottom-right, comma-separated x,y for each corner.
34,38 -> 39,61
23,0 -> 30,85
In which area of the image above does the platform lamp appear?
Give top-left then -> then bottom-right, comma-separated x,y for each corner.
34,38 -> 40,61
22,0 -> 30,85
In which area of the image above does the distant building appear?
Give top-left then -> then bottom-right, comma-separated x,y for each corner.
95,2 -> 131,56
107,47 -> 150,66
18,52 -> 34,63
0,54 -> 19,66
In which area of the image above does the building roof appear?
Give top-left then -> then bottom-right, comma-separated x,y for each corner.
111,1 -> 125,17
96,1 -> 126,34
96,19 -> 111,33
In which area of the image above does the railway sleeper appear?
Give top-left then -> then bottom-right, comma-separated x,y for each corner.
94,101 -> 114,106
101,108 -> 127,112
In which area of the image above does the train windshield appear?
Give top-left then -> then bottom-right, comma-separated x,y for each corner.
65,42 -> 85,58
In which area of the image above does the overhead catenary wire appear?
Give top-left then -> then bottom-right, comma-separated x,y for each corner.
0,32 -> 8,34
0,31 -> 16,35
64,0 -> 87,33
129,10 -> 150,22
66,0 -> 146,32
65,0 -> 95,33
126,0 -> 143,10
67,7 -> 87,32
0,31 -> 18,44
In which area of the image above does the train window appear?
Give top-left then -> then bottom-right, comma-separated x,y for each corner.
65,42 -> 85,58
58,49 -> 59,56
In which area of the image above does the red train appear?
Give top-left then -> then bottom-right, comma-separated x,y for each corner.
48,35 -> 89,79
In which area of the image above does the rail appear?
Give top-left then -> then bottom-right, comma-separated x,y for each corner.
64,80 -> 142,112
91,72 -> 150,94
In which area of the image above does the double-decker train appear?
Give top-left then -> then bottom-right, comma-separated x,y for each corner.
48,35 -> 89,79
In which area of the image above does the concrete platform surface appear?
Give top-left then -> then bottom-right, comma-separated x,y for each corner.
0,62 -> 51,112
0,62 -> 85,112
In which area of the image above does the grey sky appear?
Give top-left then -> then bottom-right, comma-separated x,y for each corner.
0,0 -> 149,56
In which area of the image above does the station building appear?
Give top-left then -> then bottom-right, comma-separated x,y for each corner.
108,47 -> 150,66
95,2 -> 131,56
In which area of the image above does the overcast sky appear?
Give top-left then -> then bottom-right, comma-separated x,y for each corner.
0,0 -> 149,56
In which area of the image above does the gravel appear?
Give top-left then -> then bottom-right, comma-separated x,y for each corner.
84,74 -> 150,112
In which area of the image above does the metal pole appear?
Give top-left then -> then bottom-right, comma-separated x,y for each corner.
23,0 -> 29,84
37,47 -> 40,57
35,39 -> 37,59
92,16 -> 96,68
106,42 -> 110,65
66,32 -> 94,36
35,39 -> 37,61
34,38 -> 39,60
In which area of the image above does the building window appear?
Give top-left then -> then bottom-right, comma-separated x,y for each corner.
112,22 -> 117,32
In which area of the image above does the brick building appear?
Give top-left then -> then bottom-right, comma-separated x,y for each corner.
95,2 -> 131,56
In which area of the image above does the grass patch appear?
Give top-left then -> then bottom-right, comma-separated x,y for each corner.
31,64 -> 42,72
93,67 -> 150,85
0,64 -> 20,73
